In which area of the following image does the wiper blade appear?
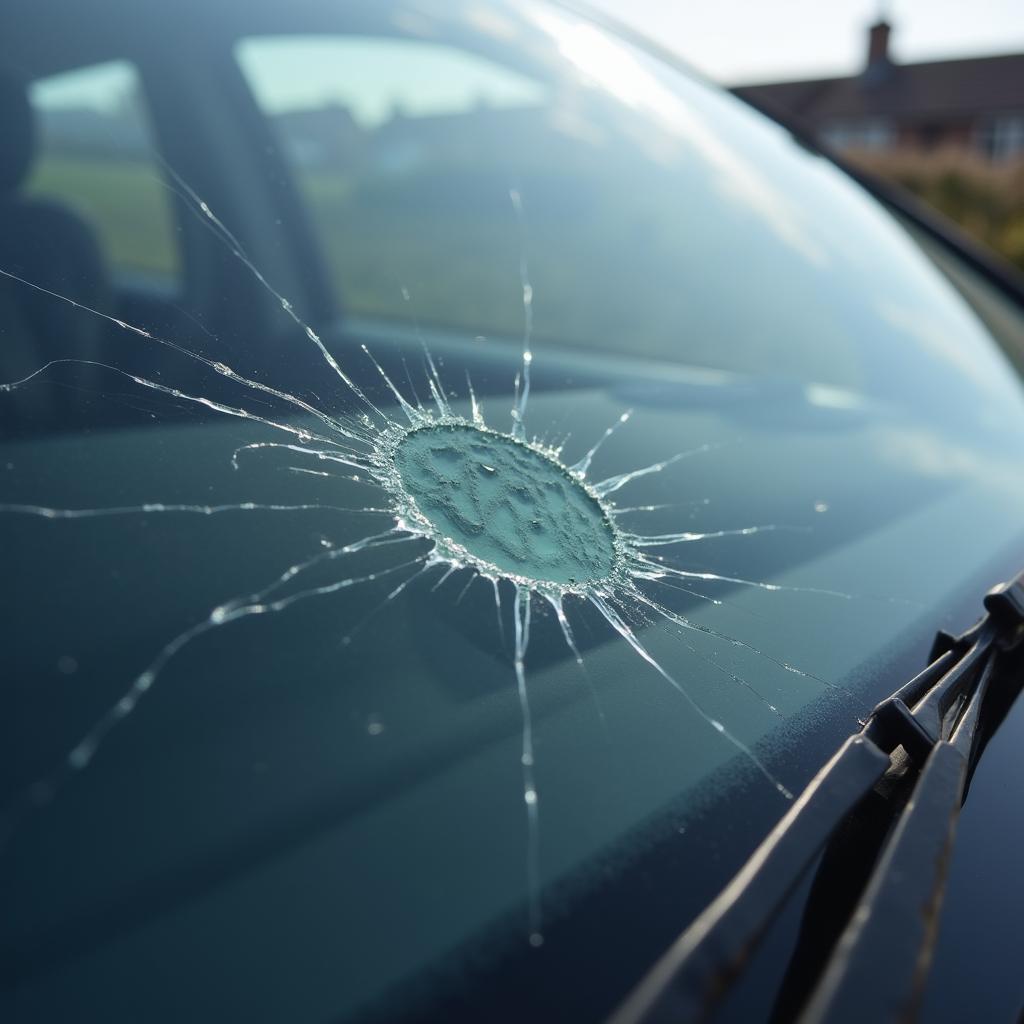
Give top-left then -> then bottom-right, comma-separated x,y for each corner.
612,572 -> 1024,1024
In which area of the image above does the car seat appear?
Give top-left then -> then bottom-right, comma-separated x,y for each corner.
0,69 -> 112,429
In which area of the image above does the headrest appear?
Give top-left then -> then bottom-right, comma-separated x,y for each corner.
0,72 -> 33,193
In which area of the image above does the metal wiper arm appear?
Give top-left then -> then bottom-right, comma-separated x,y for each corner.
612,572 -> 1024,1024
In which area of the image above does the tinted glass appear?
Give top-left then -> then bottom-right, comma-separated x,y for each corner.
3,2 -> 1024,1022
27,60 -> 179,284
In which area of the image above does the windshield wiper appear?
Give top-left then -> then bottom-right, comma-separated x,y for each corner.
612,571 -> 1024,1024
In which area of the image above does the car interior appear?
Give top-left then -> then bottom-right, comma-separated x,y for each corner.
4,0 -> 1024,447
0,69 -> 112,400
0,0 -> 388,438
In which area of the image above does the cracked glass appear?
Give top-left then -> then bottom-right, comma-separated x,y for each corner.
3,1 -> 1024,1021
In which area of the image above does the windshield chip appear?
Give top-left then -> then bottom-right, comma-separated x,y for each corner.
393,424 -> 618,586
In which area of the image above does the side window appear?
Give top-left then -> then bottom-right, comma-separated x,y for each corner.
236,36 -> 546,337
26,60 -> 179,286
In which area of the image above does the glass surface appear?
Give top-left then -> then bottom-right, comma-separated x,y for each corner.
2,2 -> 1024,1021
25,60 -> 179,283
239,25 -> 1023,405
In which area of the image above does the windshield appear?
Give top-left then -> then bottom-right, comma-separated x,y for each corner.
4,2 -> 1024,1021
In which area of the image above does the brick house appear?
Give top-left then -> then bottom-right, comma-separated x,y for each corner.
732,21 -> 1024,161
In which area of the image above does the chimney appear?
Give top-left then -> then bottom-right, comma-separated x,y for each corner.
867,20 -> 892,67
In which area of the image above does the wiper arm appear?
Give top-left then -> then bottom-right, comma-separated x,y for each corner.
612,572 -> 1024,1024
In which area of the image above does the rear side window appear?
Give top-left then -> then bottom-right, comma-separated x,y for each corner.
236,35 -> 547,340
26,59 -> 179,285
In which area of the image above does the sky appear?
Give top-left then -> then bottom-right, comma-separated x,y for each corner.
589,0 -> 1024,84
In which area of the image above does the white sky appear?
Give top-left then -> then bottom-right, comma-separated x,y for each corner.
588,0 -> 1024,84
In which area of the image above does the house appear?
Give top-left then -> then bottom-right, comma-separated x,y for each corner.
731,21 -> 1024,161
